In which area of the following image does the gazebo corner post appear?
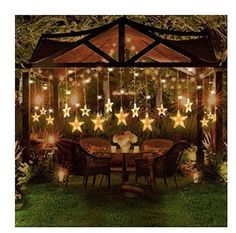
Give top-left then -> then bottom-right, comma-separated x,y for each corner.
215,68 -> 223,162
196,68 -> 205,168
21,68 -> 30,160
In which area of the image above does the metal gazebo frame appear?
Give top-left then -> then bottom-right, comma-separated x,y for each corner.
16,17 -> 226,165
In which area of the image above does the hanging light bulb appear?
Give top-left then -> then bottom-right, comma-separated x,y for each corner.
70,95 -> 78,106
34,95 -> 42,105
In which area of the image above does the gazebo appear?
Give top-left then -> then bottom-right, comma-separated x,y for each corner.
16,16 -> 226,166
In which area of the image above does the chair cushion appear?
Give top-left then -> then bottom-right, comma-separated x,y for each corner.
85,144 -> 108,153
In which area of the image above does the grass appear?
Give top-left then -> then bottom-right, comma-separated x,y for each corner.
15,173 -> 227,227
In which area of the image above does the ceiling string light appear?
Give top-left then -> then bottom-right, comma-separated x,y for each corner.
46,75 -> 54,125
92,72 -> 105,131
105,68 -> 114,113
184,75 -> 193,113
140,69 -> 154,131
115,68 -> 128,125
62,68 -> 71,118
80,70 -> 91,116
170,70 -> 187,128
69,68 -> 84,133
131,69 -> 140,118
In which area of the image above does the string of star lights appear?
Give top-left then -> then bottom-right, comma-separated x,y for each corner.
46,75 -> 54,125
170,70 -> 187,128
105,68 -> 114,113
207,74 -> 216,122
115,68 -> 128,125
32,72 -> 40,122
131,69 -> 140,118
80,71 -> 91,117
200,77 -> 209,127
91,72 -> 105,131
62,68 -> 71,118
157,74 -> 167,116
184,75 -> 193,113
40,81 -> 47,116
140,69 -> 154,131
69,68 -> 84,133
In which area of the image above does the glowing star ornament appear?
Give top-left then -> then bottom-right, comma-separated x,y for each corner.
115,107 -> 129,125
184,98 -> 193,113
32,112 -> 40,122
170,110 -> 187,128
40,107 -> 46,115
46,114 -> 54,125
69,116 -> 84,133
140,113 -> 154,131
80,104 -> 91,116
105,98 -> 113,113
92,113 -> 105,131
200,116 -> 209,127
157,104 -> 167,116
63,103 -> 71,118
131,103 -> 140,118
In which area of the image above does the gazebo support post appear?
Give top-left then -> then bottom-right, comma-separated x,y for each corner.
22,69 -> 30,160
215,69 -> 223,161
196,69 -> 205,167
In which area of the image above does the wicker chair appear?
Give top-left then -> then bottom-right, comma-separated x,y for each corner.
55,139 -> 111,189
135,140 -> 188,190
79,138 -> 112,189
141,138 -> 174,152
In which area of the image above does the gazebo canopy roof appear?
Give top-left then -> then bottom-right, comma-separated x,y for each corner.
22,17 -> 222,69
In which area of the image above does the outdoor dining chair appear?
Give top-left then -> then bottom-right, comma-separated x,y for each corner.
55,138 -> 111,190
135,140 -> 188,190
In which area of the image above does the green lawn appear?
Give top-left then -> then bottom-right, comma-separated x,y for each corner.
15,173 -> 227,227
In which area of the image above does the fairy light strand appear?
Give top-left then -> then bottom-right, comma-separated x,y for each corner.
96,72 -> 99,113
145,71 -> 148,112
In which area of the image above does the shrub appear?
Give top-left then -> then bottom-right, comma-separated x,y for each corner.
15,141 -> 31,201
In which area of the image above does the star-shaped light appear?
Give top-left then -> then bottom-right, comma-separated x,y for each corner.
140,113 -> 154,131
115,107 -> 129,125
105,98 -> 113,113
91,113 -> 105,131
170,110 -> 187,128
69,116 -> 84,133
40,107 -> 46,115
80,104 -> 91,116
200,116 -> 209,127
63,103 -> 71,118
131,103 -> 140,118
32,112 -> 40,122
184,98 -> 193,113
157,103 -> 167,116
46,114 -> 54,125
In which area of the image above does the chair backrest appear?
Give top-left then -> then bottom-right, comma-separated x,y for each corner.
153,140 -> 188,177
142,139 -> 174,152
79,138 -> 111,154
55,139 -> 84,175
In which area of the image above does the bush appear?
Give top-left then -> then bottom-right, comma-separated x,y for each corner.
15,141 -> 31,201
